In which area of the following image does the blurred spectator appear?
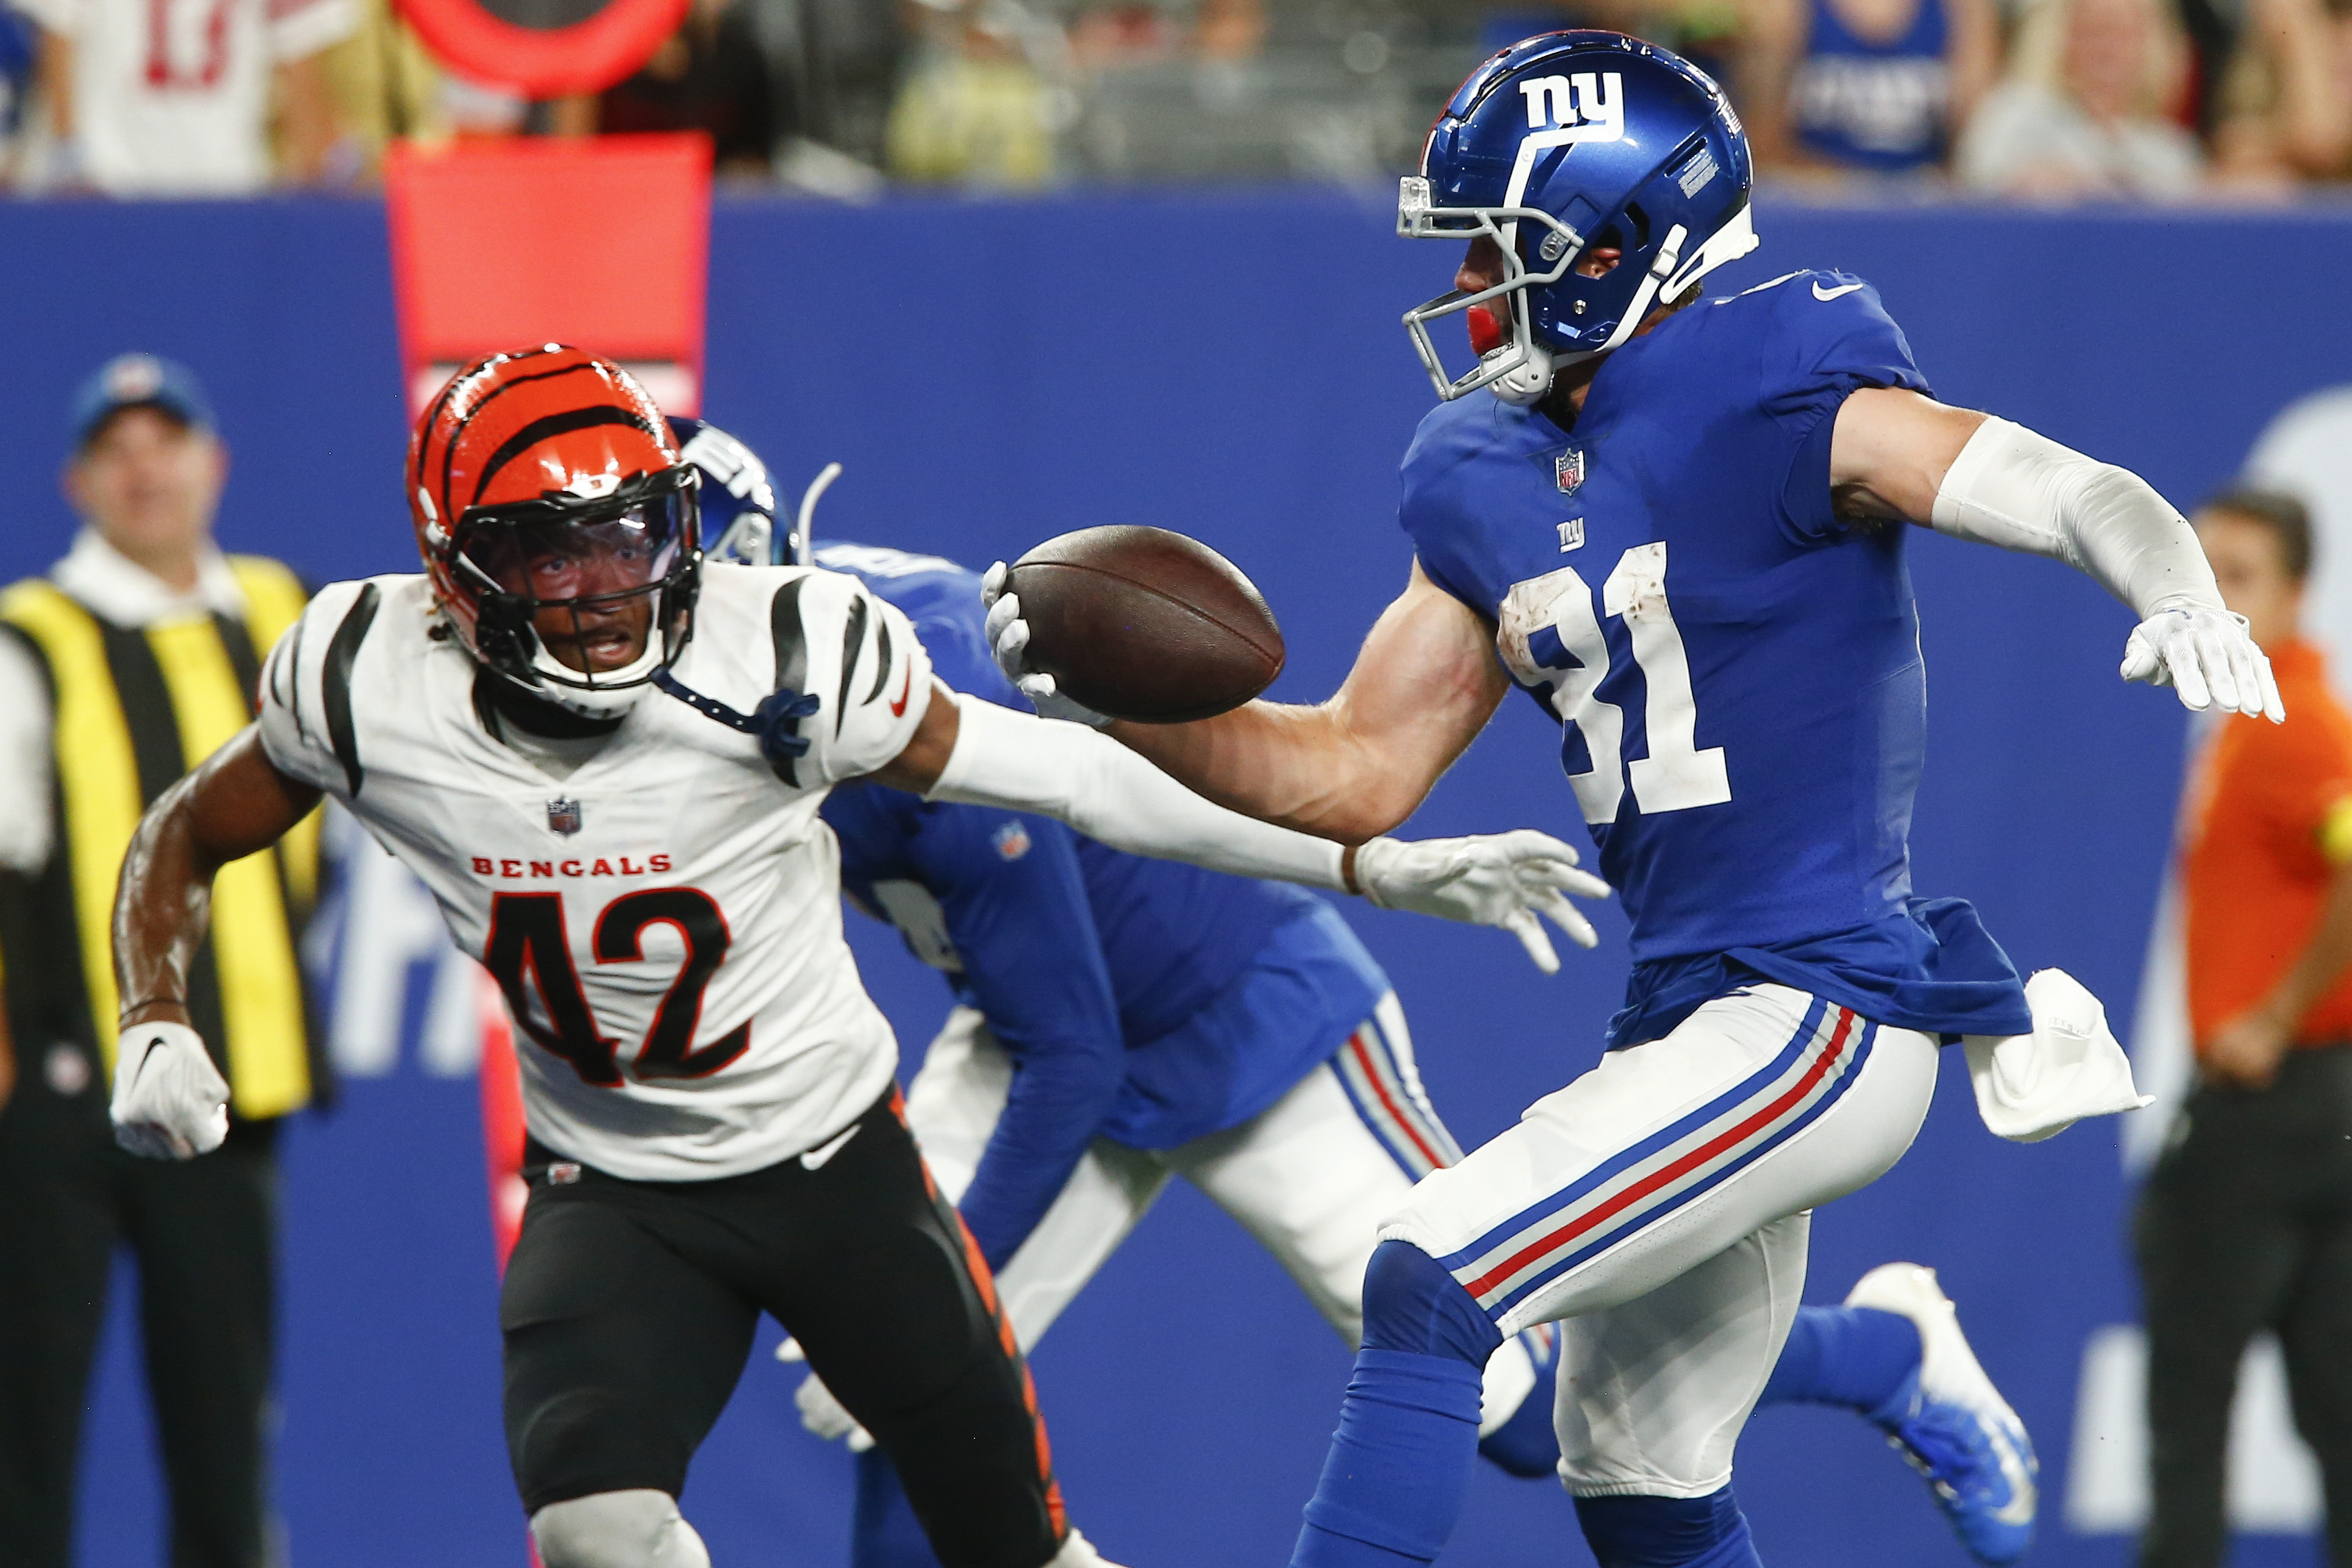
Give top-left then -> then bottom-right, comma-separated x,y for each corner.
1196,0 -> 1267,55
310,0 -> 466,177
887,0 -> 1069,188
2205,0 -> 2351,187
591,0 -> 779,175
1740,0 -> 1998,176
1070,0 -> 1265,63
2136,487 -> 2352,1568
768,0 -> 908,174
1956,0 -> 2204,197
18,0 -> 355,191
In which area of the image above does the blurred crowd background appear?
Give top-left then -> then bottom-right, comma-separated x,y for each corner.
1,0 -> 2348,200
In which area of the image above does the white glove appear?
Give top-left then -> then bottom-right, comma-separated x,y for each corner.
109,1021 -> 230,1160
1354,831 -> 1611,975
979,562 -> 1112,729
777,1338 -> 877,1452
2118,606 -> 2284,722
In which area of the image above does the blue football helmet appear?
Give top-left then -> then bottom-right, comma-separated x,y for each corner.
668,415 -> 811,567
1399,31 -> 1757,403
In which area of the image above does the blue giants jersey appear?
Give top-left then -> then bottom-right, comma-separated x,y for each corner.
1402,270 -> 2030,1046
812,542 -> 1386,1268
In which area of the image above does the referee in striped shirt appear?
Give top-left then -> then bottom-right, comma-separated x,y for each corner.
0,354 -> 323,1568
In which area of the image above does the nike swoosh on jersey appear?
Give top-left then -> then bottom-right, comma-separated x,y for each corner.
888,665 -> 913,718
800,1123 -> 861,1170
1812,280 -> 1866,301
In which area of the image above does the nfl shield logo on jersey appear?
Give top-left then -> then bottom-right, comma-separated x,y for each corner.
547,797 -> 583,835
1555,449 -> 1586,495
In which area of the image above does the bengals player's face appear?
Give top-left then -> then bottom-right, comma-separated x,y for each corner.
486,513 -> 671,673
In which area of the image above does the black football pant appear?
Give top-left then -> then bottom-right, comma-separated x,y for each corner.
0,1039 -> 278,1568
2135,1044 -> 2352,1568
501,1087 -> 1066,1568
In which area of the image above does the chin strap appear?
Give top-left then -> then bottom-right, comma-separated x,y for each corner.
1484,343 -> 1555,406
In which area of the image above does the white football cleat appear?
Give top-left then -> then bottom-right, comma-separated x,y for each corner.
1844,1263 -> 2038,1567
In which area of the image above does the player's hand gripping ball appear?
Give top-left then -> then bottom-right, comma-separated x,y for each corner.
981,527 -> 1284,725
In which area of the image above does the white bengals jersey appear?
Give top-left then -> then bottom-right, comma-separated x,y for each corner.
257,563 -> 933,1181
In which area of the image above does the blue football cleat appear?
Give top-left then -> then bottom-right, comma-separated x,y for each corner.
1845,1263 -> 2038,1566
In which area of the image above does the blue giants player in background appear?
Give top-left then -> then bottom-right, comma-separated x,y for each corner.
676,422 -> 2057,1568
982,30 -> 2280,1568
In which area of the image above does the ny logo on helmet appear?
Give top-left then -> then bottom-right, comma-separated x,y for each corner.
1517,72 -> 1625,141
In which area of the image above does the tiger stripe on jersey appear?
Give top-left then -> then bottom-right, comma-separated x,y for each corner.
1333,996 -> 1465,1179
1440,998 -> 1874,1320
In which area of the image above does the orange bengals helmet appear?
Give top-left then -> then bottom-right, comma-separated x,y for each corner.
409,345 -> 702,715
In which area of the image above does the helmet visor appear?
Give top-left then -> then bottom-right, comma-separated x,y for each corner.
458,487 -> 691,610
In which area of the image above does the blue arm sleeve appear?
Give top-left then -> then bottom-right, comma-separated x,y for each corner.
906,799 -> 1129,1271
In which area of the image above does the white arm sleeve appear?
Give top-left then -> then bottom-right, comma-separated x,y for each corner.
927,691 -> 1346,892
1930,417 -> 2224,619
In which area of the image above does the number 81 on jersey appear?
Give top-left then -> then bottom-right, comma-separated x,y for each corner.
1499,541 -> 1732,824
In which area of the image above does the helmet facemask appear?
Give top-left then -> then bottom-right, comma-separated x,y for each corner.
1399,171 -> 1757,406
1399,175 -> 1578,406
449,465 -> 702,718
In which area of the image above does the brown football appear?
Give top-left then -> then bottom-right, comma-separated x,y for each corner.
1006,526 -> 1285,723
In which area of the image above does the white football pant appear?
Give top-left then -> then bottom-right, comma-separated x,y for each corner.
1377,983 -> 1939,1498
906,994 -> 1547,1434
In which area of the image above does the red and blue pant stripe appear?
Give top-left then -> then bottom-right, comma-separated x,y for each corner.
1438,997 -> 1876,1323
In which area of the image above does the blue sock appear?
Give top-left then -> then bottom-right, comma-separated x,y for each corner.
1292,1241 -> 1502,1567
1756,1305 -> 1921,1421
1477,1331 -> 1562,1479
851,1450 -> 944,1568
1574,1488 -> 1762,1568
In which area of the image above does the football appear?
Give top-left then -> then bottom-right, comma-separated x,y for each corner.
1005,525 -> 1285,723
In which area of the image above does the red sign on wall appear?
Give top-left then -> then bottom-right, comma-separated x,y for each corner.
385,134 -> 712,418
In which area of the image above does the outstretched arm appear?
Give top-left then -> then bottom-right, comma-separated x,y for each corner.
1830,388 -> 2282,722
990,559 -> 1511,844
867,671 -> 1601,973
112,727 -> 319,1157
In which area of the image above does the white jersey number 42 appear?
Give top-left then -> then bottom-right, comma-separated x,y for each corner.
1499,541 -> 1732,824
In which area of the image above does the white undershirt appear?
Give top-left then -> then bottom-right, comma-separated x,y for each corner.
0,529 -> 249,873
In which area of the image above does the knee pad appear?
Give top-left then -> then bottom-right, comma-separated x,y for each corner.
1361,1240 -> 1503,1368
531,1490 -> 712,1568
1573,1489 -> 1759,1568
